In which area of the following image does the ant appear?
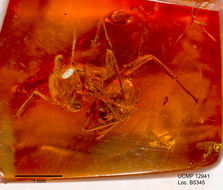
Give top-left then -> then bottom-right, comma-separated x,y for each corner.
16,9 -> 198,140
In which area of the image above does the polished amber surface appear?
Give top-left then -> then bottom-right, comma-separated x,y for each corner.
0,0 -> 222,182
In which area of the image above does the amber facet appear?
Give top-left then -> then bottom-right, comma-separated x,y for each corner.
0,0 -> 222,182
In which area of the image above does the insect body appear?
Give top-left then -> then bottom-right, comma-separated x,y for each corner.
16,10 -> 198,140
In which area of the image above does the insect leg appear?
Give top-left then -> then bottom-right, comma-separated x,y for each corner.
92,16 -> 113,50
174,20 -> 193,45
84,120 -> 119,132
84,120 -> 119,140
94,19 -> 125,96
121,54 -> 198,103
16,90 -> 51,117
95,121 -> 121,140
105,49 -> 125,96
192,8 -> 216,42
175,7 -> 216,45
102,21 -> 113,50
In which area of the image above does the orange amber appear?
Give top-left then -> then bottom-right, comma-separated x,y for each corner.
0,0 -> 222,182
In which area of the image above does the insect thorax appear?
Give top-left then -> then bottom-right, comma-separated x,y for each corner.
103,78 -> 137,108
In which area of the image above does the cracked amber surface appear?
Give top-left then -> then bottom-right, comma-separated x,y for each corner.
0,0 -> 222,182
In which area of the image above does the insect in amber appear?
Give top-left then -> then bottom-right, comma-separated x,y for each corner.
15,10 -> 198,140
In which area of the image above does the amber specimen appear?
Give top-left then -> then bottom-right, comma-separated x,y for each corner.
0,0 -> 222,182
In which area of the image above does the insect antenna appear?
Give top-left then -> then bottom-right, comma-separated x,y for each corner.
68,29 -> 82,90
70,29 -> 77,65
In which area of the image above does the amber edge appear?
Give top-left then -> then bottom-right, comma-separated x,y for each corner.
0,158 -> 221,184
